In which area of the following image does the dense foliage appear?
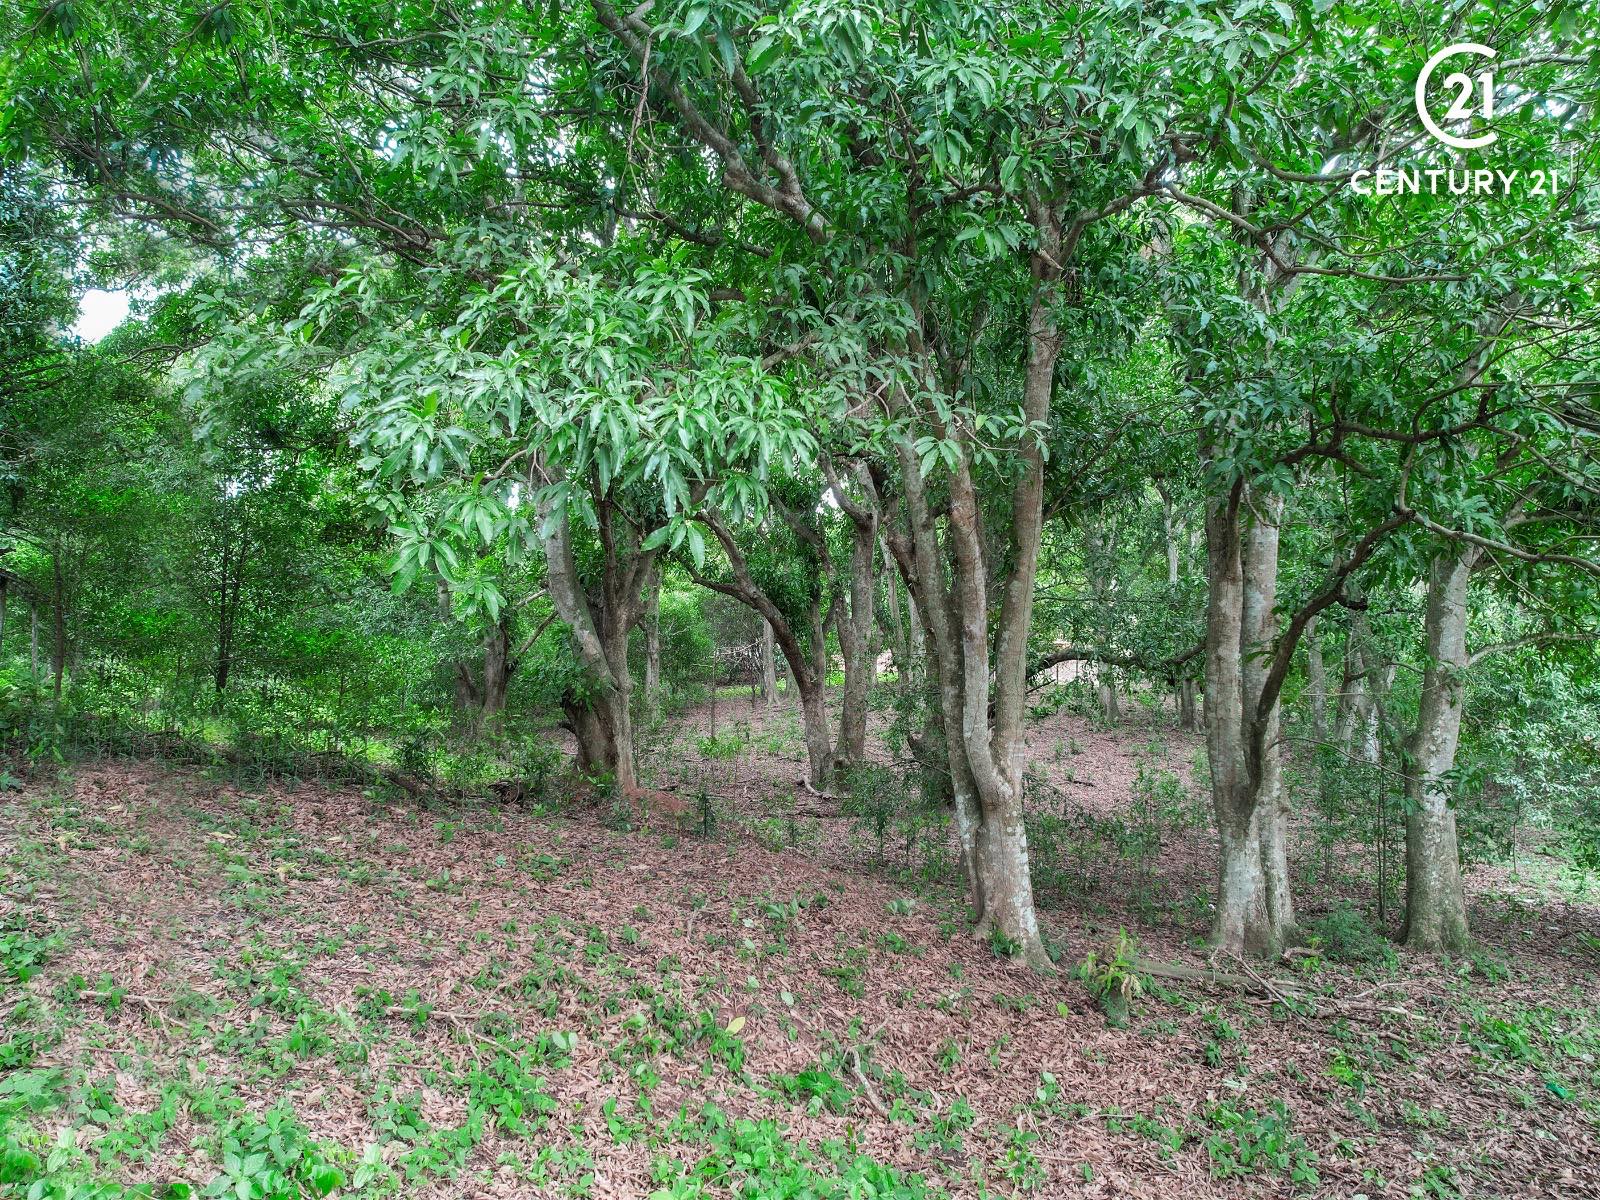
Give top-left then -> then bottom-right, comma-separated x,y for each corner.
3,0 -> 1598,962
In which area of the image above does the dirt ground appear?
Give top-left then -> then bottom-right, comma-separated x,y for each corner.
2,693 -> 1597,1198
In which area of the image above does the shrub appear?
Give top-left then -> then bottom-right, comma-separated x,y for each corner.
1302,902 -> 1395,965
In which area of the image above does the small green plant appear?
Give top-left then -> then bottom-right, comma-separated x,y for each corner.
1202,1101 -> 1319,1189
695,728 -> 746,761
987,926 -> 1022,959
1077,930 -> 1146,1027
0,914 -> 62,985
205,1106 -> 346,1199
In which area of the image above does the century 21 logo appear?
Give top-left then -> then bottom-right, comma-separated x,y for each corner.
1416,43 -> 1497,149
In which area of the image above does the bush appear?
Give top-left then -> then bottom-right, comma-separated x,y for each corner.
1302,902 -> 1395,966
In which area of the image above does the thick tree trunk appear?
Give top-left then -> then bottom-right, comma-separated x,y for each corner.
602,628 -> 638,792
453,663 -> 479,711
889,502 -> 988,928
1258,706 -> 1295,938
877,220 -> 1061,970
798,679 -> 832,789
564,694 -> 617,779
1204,485 -> 1295,957
1098,671 -> 1121,725
906,589 -> 926,675
974,794 -> 1042,955
481,619 -> 511,721
540,488 -> 656,792
1401,548 -> 1479,953
1214,801 -> 1271,954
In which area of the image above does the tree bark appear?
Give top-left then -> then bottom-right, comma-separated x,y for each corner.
828,464 -> 879,768
1204,484 -> 1296,956
540,487 -> 657,793
480,617 -> 511,722
1179,679 -> 1199,731
760,619 -> 778,707
1334,607 -> 1371,752
876,208 -> 1063,970
1304,614 -> 1328,744
641,563 -> 662,708
1401,547 -> 1479,953
564,692 -> 618,777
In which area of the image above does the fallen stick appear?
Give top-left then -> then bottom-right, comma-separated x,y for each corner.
847,1045 -> 889,1116
1132,958 -> 1292,994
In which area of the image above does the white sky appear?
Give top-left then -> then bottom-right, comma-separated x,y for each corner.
72,288 -> 131,342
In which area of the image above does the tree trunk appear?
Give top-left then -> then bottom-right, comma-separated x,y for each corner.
877,217 -> 1062,971
1214,801 -> 1271,954
564,693 -> 617,778
437,583 -> 480,713
602,627 -> 637,791
1401,548 -> 1479,953
1179,679 -> 1199,731
480,619 -> 511,723
760,619 -> 778,707
1334,610 -> 1370,752
833,497 -> 876,766
798,678 -> 832,790
51,551 -> 66,700
880,535 -> 912,687
1305,614 -> 1328,743
906,588 -> 926,676
642,564 -> 662,707
30,605 -> 39,681
453,662 -> 480,712
1098,671 -> 1121,725
1204,484 -> 1296,957
1257,704 -> 1295,939
540,487 -> 656,792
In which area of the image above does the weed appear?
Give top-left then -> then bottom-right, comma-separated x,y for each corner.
1077,930 -> 1146,1027
1202,1101 -> 1319,1189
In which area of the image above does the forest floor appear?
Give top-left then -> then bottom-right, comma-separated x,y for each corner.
2,694 -> 1598,1199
